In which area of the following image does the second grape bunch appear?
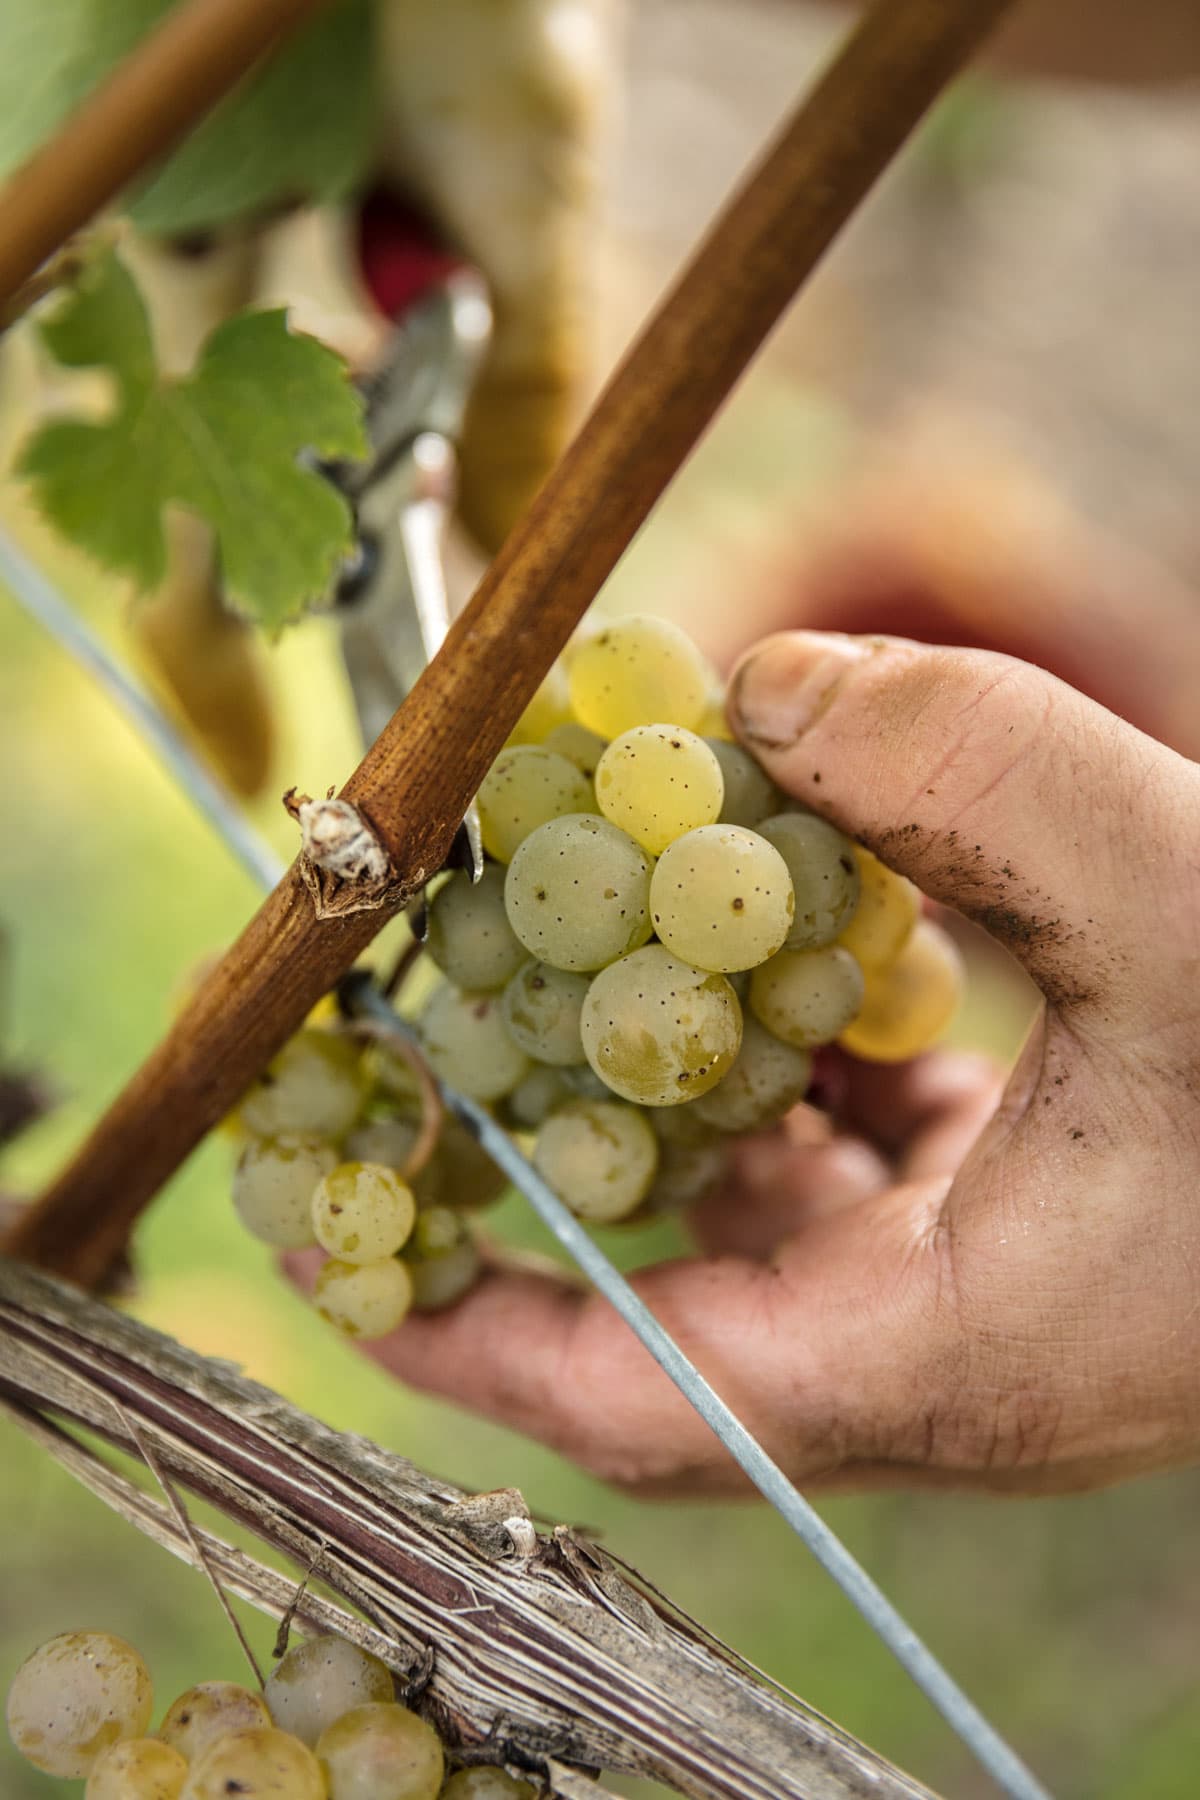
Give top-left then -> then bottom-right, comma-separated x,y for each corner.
230,614 -> 964,1335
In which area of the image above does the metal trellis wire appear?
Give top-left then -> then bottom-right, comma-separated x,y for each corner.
2,528 -> 1053,1800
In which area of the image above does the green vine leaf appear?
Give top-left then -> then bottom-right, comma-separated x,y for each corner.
0,0 -> 374,237
18,250 -> 368,632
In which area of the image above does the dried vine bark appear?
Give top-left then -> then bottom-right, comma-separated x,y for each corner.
4,0 -> 1017,1287
0,1259 -> 940,1800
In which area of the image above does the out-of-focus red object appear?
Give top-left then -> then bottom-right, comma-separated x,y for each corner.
709,460 -> 1200,763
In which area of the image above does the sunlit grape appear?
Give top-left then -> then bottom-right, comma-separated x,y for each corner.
86,1737 -> 187,1799
567,615 -> 710,737
180,1725 -> 324,1798
836,847 -> 920,968
594,725 -> 724,855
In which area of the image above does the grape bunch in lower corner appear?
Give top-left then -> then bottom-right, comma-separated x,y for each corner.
6,1625 -> 530,1799
228,615 -> 965,1338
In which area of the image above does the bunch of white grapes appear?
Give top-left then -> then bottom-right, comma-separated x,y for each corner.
6,1627 -> 532,1799
228,614 -> 963,1337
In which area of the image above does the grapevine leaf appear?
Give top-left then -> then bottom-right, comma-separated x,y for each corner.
0,0 -> 374,236
19,251 -> 368,630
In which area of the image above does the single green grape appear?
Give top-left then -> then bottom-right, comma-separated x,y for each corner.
315,1700 -> 444,1800
694,1016 -> 813,1132
425,866 -> 527,992
758,812 -> 862,951
179,1726 -> 324,1798
580,944 -> 742,1106
476,747 -> 593,863
534,1099 -> 658,1222
748,944 -> 864,1048
264,1635 -> 394,1748
86,1738 -> 188,1799
419,984 -> 531,1102
501,961 -> 590,1065
707,739 -> 783,827
504,814 -> 653,972
232,1135 -> 336,1249
311,1162 -> 417,1263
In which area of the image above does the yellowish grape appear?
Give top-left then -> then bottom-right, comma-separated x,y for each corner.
311,1162 -> 417,1263
568,614 -> 710,737
180,1726 -> 324,1798
836,847 -> 921,969
580,945 -> 742,1106
504,664 -> 572,745
86,1737 -> 188,1799
839,918 -> 964,1062
313,1257 -> 414,1339
6,1631 -> 154,1777
441,1769 -> 536,1800
158,1681 -> 271,1763
595,725 -> 723,855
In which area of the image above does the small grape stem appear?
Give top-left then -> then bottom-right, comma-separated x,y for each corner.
4,0 -> 1016,1288
0,1257 -> 939,1800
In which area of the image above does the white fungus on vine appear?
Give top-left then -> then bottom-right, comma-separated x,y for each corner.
285,791 -> 390,884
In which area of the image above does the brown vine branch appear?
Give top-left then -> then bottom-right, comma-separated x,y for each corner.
0,1258 -> 940,1800
3,0 -> 1017,1285
0,0 -> 330,309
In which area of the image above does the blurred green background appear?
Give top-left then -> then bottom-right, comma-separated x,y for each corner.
2,394 -> 1200,1800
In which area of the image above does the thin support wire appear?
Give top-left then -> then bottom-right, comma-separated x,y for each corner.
0,531 -> 287,893
9,536 -> 1053,1800
349,981 -> 1052,1800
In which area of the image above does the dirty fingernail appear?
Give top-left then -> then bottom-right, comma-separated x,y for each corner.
731,632 -> 867,749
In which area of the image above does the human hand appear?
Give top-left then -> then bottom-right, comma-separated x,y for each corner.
285,629 -> 1200,1498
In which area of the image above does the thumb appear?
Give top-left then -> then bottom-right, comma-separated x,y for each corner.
730,630 -> 1193,1023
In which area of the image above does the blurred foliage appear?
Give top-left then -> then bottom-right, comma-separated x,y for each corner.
0,0 -> 374,235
